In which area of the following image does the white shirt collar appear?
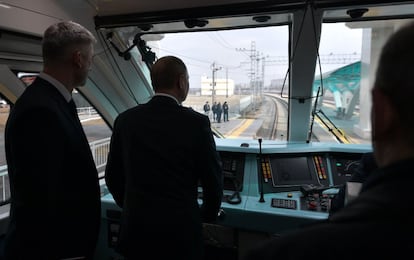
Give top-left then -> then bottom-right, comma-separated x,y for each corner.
38,72 -> 72,102
153,93 -> 180,105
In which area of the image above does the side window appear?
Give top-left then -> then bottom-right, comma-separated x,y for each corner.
0,96 -> 10,205
72,90 -> 112,178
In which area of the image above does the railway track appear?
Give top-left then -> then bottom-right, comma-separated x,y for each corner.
255,94 -> 288,141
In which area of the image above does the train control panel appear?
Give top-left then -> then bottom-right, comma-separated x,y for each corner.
99,139 -> 372,258
203,139 -> 372,234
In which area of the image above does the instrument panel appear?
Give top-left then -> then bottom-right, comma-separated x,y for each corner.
329,152 -> 365,186
207,141 -> 372,233
103,141 -> 372,237
258,154 -> 330,194
218,150 -> 364,195
221,151 -> 245,192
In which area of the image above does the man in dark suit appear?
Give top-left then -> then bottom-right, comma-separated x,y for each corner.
242,21 -> 414,260
105,55 -> 223,260
3,21 -> 101,259
222,101 -> 229,122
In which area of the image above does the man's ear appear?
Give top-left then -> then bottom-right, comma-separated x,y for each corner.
371,88 -> 396,141
178,74 -> 186,89
72,50 -> 82,68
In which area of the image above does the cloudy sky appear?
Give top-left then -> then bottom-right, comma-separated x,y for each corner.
154,23 -> 362,89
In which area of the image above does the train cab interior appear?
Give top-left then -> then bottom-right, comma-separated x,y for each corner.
0,0 -> 413,259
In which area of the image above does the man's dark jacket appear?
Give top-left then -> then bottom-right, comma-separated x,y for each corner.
105,95 -> 223,260
3,77 -> 101,259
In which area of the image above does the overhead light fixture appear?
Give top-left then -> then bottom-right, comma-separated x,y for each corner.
346,8 -> 369,19
253,15 -> 271,23
184,19 -> 208,29
138,24 -> 153,32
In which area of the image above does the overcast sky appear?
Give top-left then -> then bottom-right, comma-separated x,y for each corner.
154,23 -> 363,89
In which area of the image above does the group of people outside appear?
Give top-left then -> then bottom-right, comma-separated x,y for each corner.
2,17 -> 414,260
203,101 -> 229,123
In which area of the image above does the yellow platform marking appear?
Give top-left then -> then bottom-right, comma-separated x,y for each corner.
225,119 -> 255,138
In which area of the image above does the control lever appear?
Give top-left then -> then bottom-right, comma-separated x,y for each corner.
300,184 -> 327,196
258,138 -> 265,202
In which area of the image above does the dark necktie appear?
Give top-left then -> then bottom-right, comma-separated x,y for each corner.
68,99 -> 91,152
68,99 -> 78,118
68,99 -> 88,140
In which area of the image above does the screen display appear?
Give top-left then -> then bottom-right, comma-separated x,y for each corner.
270,157 -> 318,186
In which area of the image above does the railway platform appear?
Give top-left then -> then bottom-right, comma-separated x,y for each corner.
212,117 -> 262,139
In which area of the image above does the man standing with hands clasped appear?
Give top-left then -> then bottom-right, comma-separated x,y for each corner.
105,55 -> 223,260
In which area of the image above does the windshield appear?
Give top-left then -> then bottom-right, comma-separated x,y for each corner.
143,23 -> 366,143
152,26 -> 291,141
110,17 -> 413,145
95,12 -> 408,144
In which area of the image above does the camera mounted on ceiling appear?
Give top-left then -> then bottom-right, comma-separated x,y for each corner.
106,32 -> 156,66
346,8 -> 369,19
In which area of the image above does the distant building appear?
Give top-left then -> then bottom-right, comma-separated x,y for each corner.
188,88 -> 201,96
201,76 -> 235,96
